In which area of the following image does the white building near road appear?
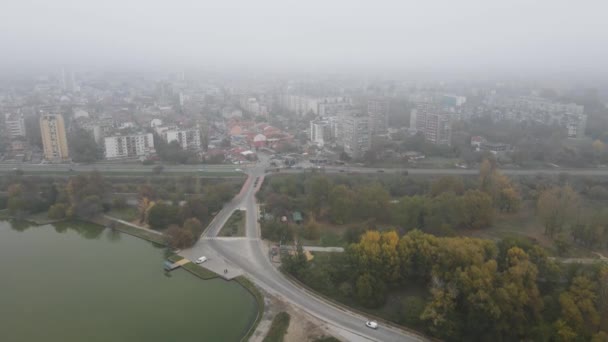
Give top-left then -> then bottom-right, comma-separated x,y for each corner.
163,128 -> 202,150
338,115 -> 371,159
309,118 -> 332,147
104,133 -> 155,159
4,113 -> 26,138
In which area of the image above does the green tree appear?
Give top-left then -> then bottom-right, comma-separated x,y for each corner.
559,276 -> 600,337
398,229 -> 438,279
430,176 -> 465,197
537,186 -> 581,237
494,247 -> 543,338
355,184 -> 390,222
328,185 -> 355,224
355,273 -> 386,308
183,218 -> 204,238
302,218 -> 321,240
165,224 -> 195,249
68,128 -> 100,162
460,190 -> 494,229
48,203 -> 67,219
392,196 -> 429,231
308,176 -> 332,217
399,296 -> 426,328
147,203 -> 179,230
179,197 -> 209,224
282,243 -> 308,277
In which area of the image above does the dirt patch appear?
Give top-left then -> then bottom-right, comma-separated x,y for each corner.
283,305 -> 333,342
249,288 -> 341,342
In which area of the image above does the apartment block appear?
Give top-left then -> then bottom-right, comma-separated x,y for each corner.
104,133 -> 155,159
338,115 -> 371,159
410,105 -> 452,145
40,114 -> 70,162
367,98 -> 389,134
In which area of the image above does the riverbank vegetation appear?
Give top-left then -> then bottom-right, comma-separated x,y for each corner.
1,171 -> 243,249
263,312 -> 291,342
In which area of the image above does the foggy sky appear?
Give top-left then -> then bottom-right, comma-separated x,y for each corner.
1,0 -> 607,74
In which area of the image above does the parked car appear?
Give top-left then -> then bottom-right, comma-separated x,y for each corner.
195,256 -> 208,264
365,320 -> 378,329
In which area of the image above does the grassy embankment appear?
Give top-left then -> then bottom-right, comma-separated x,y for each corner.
219,210 -> 246,237
107,207 -> 138,221
236,276 -> 266,342
262,312 -> 291,342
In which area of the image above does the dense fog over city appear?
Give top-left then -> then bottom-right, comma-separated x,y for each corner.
1,0 -> 608,74
5,2 -> 608,342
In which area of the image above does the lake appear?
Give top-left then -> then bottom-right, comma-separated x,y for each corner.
0,220 -> 258,342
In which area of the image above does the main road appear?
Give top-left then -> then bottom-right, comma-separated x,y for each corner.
182,158 -> 427,342
3,161 -> 608,177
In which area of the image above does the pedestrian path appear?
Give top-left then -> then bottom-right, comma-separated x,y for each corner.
103,215 -> 163,236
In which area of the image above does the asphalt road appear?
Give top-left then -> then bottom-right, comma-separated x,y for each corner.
0,163 -> 243,174
3,162 -> 608,177
184,161 -> 427,342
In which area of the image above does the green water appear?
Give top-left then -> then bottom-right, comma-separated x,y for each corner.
0,220 -> 258,342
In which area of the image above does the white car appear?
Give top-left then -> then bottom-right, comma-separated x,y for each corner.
365,320 -> 378,329
235,168 -> 243,172
195,256 -> 208,264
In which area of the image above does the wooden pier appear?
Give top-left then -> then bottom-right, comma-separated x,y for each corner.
164,258 -> 190,271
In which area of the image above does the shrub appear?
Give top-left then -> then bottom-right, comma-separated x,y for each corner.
112,197 -> 128,209
48,203 -> 67,220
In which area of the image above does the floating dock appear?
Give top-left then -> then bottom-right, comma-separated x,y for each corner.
164,258 -> 190,271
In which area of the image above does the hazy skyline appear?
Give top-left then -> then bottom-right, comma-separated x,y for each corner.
2,0 -> 607,74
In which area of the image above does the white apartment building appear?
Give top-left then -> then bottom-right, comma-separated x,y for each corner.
484,95 -> 586,138
104,133 -> 155,159
338,116 -> 371,159
4,113 -> 26,138
163,128 -> 202,150
309,118 -> 332,147
410,105 -> 452,146
317,97 -> 351,116
367,99 -> 389,134
280,94 -> 351,116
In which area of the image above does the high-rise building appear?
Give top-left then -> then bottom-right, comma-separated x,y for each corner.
367,99 -> 389,134
40,114 -> 70,162
410,105 -> 452,146
61,68 -> 76,92
338,115 -> 371,159
104,133 -> 155,160
4,113 -> 26,138
309,118 -> 332,147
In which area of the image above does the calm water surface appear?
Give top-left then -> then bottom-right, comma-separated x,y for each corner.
0,220 -> 257,342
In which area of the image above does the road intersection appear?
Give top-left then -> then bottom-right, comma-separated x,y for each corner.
181,158 -> 427,342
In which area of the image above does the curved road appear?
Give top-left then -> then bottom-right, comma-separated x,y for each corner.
183,162 -> 426,341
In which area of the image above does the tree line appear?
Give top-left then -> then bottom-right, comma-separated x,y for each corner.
3,172 -> 238,249
259,160 -> 520,238
284,230 -> 608,341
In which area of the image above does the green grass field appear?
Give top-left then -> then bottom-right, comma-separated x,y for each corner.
219,210 -> 246,237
